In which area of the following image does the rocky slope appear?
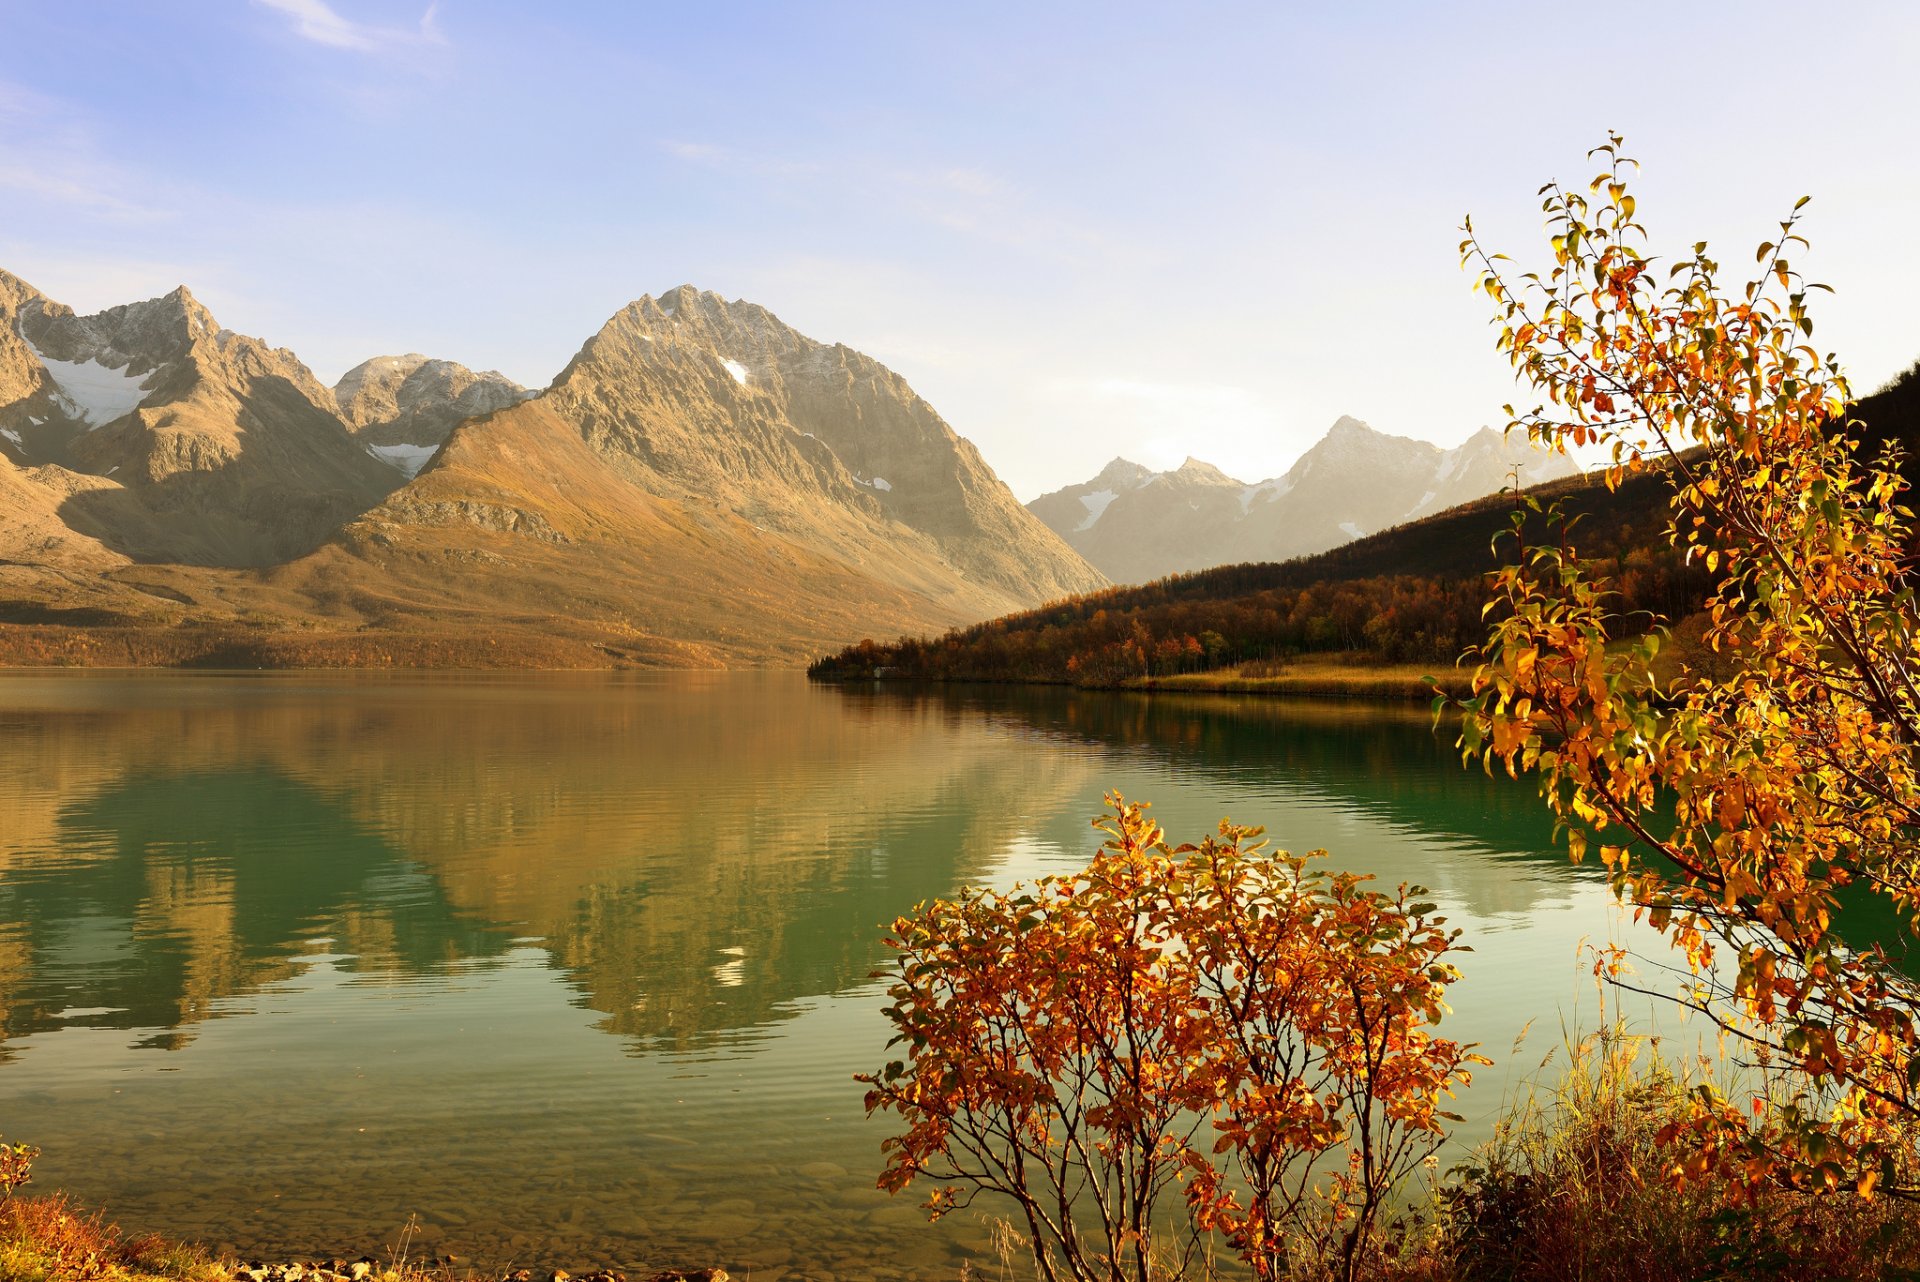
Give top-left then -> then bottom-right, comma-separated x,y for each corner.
319,286 -> 1106,662
1029,416 -> 1579,583
334,353 -> 530,476
0,268 -> 398,565
0,276 -> 1106,665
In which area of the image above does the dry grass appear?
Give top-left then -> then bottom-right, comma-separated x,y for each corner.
1417,1025 -> 1920,1282
0,1198 -> 478,1282
0,1196 -> 229,1282
1134,659 -> 1471,701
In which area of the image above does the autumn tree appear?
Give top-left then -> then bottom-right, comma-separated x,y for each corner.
1457,136 -> 1920,1197
861,796 -> 1483,1282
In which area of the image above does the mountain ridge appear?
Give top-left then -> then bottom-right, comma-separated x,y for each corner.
1028,415 -> 1580,584
0,272 -> 1106,666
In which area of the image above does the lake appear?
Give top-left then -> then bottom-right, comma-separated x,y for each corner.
0,670 -> 1666,1280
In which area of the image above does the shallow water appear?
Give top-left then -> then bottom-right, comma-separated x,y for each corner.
0,671 -> 1664,1279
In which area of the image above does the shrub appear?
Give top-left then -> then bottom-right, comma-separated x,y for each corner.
861,795 -> 1486,1282
0,1139 -> 35,1200
1438,1025 -> 1920,1282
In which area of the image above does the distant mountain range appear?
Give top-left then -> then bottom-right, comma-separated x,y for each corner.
1027,416 -> 1580,584
0,272 -> 1101,665
0,266 -> 1594,666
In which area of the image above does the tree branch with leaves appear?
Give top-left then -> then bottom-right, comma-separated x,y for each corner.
1456,134 -> 1920,1200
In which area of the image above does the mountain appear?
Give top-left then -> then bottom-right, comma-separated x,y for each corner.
1028,416 -> 1580,584
0,276 -> 1105,666
0,268 -> 397,566
814,361 -> 1920,688
311,286 -> 1105,660
334,354 -> 531,477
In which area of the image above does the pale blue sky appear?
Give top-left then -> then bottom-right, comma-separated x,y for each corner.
2,1 -> 1916,497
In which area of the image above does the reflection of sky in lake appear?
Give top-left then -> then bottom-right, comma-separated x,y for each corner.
0,671 -> 1687,1278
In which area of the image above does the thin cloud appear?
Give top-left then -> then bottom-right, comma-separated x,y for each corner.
0,80 -> 173,221
661,140 -> 822,179
255,0 -> 445,53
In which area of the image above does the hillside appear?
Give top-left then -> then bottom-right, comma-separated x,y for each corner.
812,360 -> 1920,687
0,277 -> 1105,667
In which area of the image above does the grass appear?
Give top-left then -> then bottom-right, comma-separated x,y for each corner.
1406,1024 -> 1920,1282
0,1197 -> 476,1282
0,1195 -> 229,1282
1133,658 -> 1471,701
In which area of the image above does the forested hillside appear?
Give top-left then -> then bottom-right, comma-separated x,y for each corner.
811,361 -> 1920,686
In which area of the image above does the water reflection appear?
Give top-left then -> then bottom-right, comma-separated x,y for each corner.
841,682 -> 1587,912
0,672 -> 1648,1278
0,674 -> 1099,1060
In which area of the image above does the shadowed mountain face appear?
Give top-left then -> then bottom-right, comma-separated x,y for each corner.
0,270 -> 397,566
0,276 -> 1105,665
334,354 -> 530,473
1029,416 -> 1580,584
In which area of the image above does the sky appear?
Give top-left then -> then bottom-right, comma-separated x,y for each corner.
1,2 -> 1917,500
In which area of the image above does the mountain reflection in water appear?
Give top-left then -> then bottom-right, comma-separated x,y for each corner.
0,671 -> 1649,1278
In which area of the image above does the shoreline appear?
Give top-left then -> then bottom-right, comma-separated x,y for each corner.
0,1193 -> 729,1282
812,661 -> 1474,703
0,638 -> 1467,702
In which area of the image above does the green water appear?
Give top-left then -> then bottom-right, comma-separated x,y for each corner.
0,671 -> 1665,1280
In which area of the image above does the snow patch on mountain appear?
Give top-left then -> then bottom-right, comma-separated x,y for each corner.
367,442 -> 438,477
21,331 -> 153,427
722,358 -> 749,385
1238,477 -> 1292,513
1078,488 -> 1120,530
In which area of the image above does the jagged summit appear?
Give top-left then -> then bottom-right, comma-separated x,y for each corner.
0,268 -> 1103,662
1172,457 -> 1236,484
0,271 -> 400,565
1030,414 -> 1580,584
334,353 -> 530,476
523,284 -> 1104,607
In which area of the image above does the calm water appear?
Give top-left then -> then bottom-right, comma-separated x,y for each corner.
0,671 -> 1664,1279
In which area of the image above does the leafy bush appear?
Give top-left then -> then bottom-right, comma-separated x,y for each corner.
1438,1026 -> 1920,1282
0,1139 -> 35,1200
861,796 -> 1486,1282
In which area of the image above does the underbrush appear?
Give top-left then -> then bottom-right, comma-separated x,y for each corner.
0,1194 -> 470,1282
1411,1026 -> 1920,1282
0,1195 -> 230,1282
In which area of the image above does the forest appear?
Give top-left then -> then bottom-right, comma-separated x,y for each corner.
811,362 -> 1920,688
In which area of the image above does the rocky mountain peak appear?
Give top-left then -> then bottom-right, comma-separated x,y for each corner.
1092,457 -> 1154,488
1032,412 -> 1581,584
1171,457 -> 1238,486
0,267 -> 44,310
1,269 -> 1105,653
334,353 -> 529,476
20,283 -> 212,373
567,287 -> 787,386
